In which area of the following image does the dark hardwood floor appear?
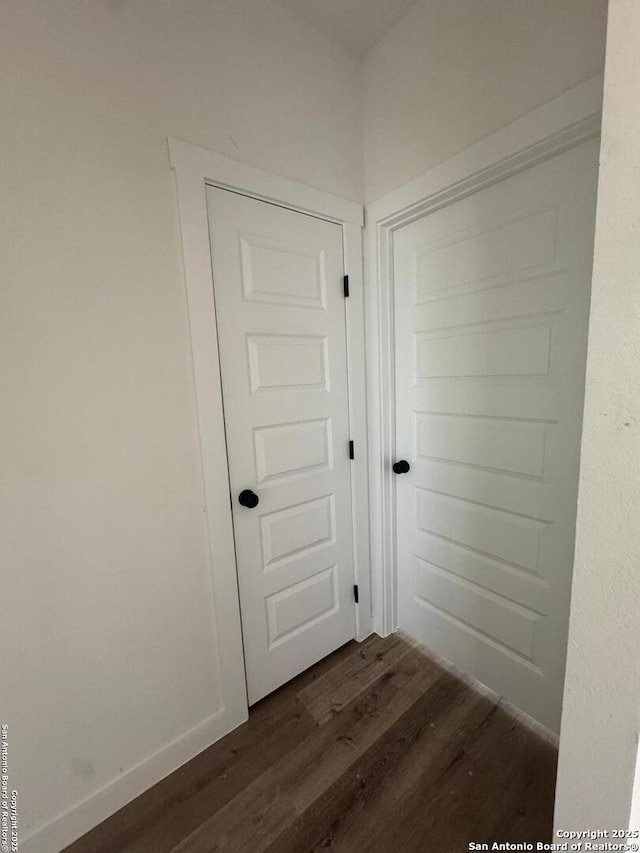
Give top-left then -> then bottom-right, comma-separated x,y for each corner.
64,634 -> 557,853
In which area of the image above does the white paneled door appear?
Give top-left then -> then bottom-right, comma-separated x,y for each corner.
206,187 -> 356,705
393,140 -> 599,730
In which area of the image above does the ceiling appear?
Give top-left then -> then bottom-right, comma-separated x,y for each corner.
279,0 -> 417,57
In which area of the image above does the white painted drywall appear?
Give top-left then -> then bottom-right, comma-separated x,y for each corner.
0,1 -> 360,849
362,0 -> 608,201
279,0 -> 416,57
554,0 -> 640,833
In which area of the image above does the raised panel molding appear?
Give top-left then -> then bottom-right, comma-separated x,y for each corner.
413,556 -> 541,660
266,566 -> 339,649
416,268 -> 569,333
415,207 -> 557,302
415,324 -> 551,380
239,233 -> 327,309
415,413 -> 546,477
260,494 -> 336,568
415,486 -> 548,574
254,418 -> 333,484
246,334 -> 330,394
415,530 -> 549,611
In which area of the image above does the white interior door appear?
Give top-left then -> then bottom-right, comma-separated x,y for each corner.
393,139 -> 599,730
206,187 -> 356,705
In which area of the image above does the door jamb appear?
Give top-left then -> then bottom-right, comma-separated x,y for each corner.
168,139 -> 371,732
365,74 -> 603,638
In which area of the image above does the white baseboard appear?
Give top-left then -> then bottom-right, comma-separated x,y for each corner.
20,708 -> 246,853
402,631 -> 559,747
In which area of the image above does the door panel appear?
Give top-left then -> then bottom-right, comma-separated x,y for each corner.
394,139 -> 599,730
207,187 -> 356,705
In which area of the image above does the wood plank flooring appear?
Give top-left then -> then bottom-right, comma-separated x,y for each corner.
64,634 -> 557,853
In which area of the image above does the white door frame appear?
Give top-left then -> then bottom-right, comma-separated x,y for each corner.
365,75 -> 603,638
168,138 -> 371,733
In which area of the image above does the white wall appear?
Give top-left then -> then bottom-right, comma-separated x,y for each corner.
362,0 -> 608,201
0,1 -> 361,849
554,0 -> 640,832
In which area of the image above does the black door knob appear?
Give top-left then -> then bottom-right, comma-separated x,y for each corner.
238,489 -> 260,509
392,460 -> 411,474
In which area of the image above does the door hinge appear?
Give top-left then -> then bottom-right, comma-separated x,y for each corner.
353,584 -> 359,604
349,439 -> 354,460
343,275 -> 350,298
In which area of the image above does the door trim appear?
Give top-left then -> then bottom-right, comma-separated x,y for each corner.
365,74 -> 603,637
168,139 -> 370,734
